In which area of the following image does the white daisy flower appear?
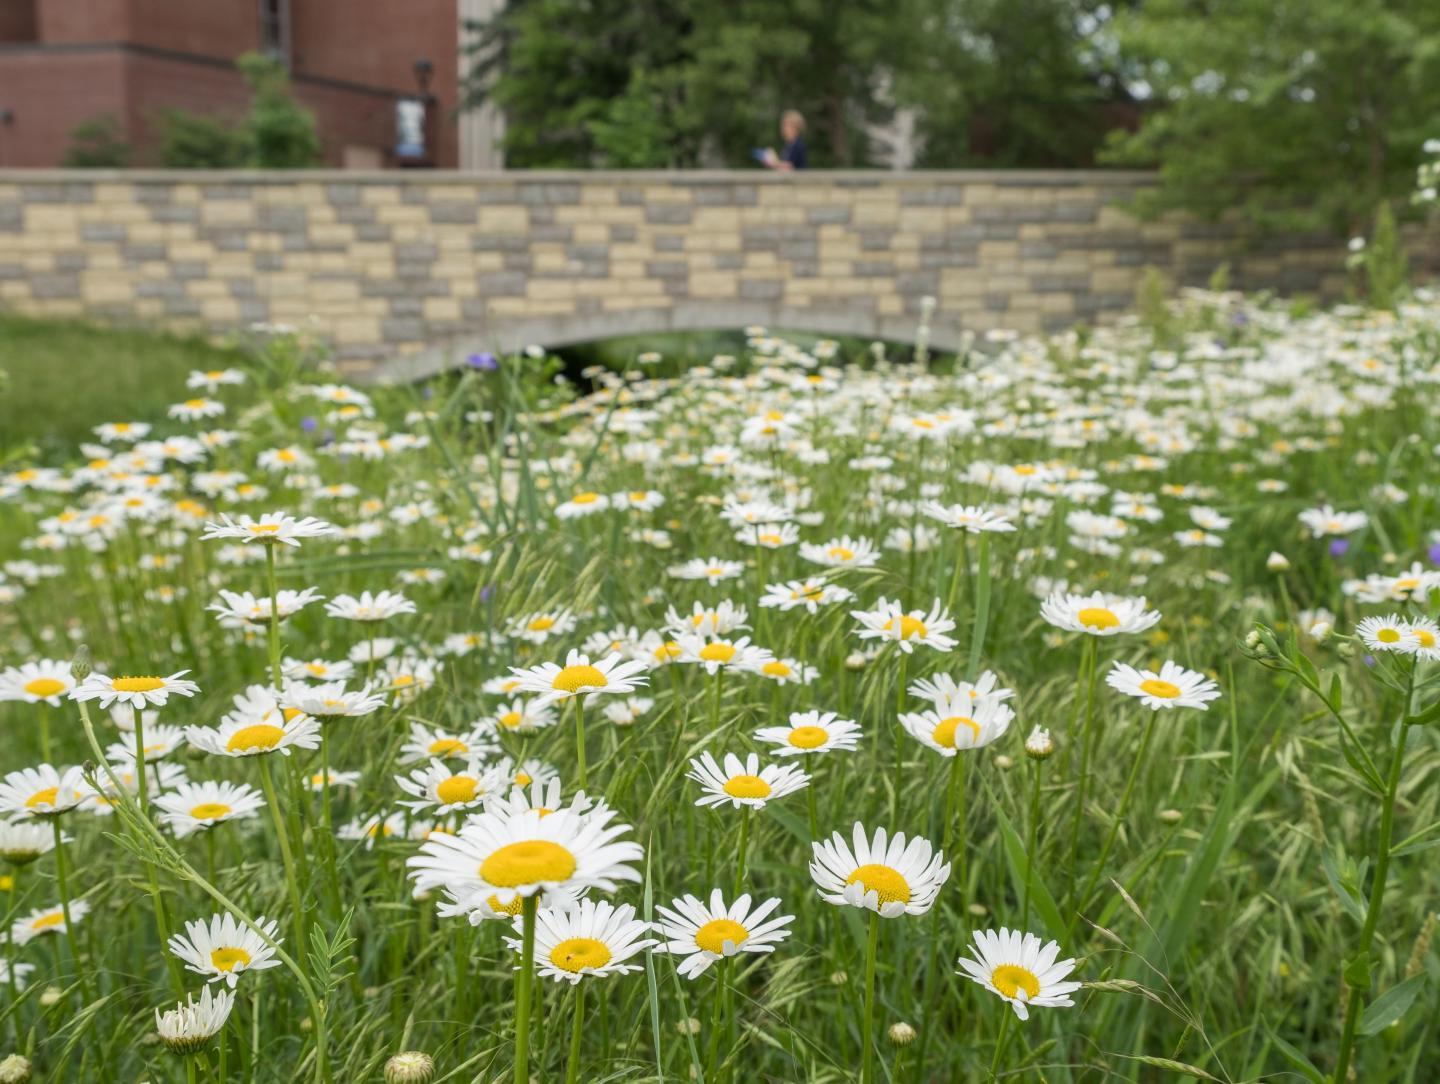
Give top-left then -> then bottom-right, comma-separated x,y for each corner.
0,820 -> 60,864
324,590 -> 417,622
280,681 -> 387,719
686,752 -> 809,810
753,710 -> 863,756
155,984 -> 236,1054
407,807 -> 642,919
0,958 -> 36,990
653,889 -> 794,979
200,511 -> 335,547
1038,591 -> 1161,637
13,899 -> 92,945
105,722 -> 187,762
71,670 -> 200,710
957,928 -> 1081,1020
667,557 -> 747,585
1355,614 -> 1412,654
664,600 -> 750,637
675,635 -> 775,675
168,913 -> 283,987
908,670 -> 1014,711
850,597 -> 959,654
555,491 -> 612,519
504,898 -> 657,984
0,659 -> 76,706
759,578 -> 855,613
396,758 -> 507,815
1298,505 -> 1368,538
184,688 -> 321,758
810,822 -> 950,918
507,609 -> 579,644
401,721 -> 500,763
800,535 -> 881,569
0,764 -> 92,818
1106,661 -> 1222,710
484,699 -> 558,736
898,696 -> 1015,755
154,780 -> 266,838
208,588 -> 324,628
508,649 -> 650,709
918,502 -> 1016,533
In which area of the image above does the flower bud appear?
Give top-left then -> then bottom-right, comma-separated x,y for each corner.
0,1054 -> 31,1084
1024,726 -> 1054,760
993,754 -> 1014,770
676,1017 -> 701,1036
1158,809 -> 1183,825
1266,551 -> 1290,572
888,1022 -> 917,1046
384,1051 -> 435,1084
70,645 -> 92,683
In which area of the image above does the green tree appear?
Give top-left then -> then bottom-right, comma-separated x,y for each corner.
61,115 -> 132,168
237,52 -> 322,168
159,110 -> 248,168
1103,0 -> 1440,233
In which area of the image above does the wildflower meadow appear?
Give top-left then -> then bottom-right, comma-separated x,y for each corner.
3,288 -> 1440,1083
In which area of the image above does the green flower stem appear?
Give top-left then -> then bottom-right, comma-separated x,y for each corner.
258,755 -> 309,964
733,806 -> 751,897
50,816 -> 95,1006
1071,711 -> 1158,933
317,724 -> 342,914
860,911 -> 881,1084
514,895 -> 538,1084
945,752 -> 968,910
705,959 -> 728,1083
988,1006 -> 1012,1082
1067,636 -> 1100,878
965,531 -> 992,682
3,870 -> 18,1043
566,980 -> 586,1084
263,543 -> 282,692
1021,756 -> 1044,928
1332,663 -> 1417,1083
574,694 -> 588,791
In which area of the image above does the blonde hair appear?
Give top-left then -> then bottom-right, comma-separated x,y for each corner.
782,110 -> 806,135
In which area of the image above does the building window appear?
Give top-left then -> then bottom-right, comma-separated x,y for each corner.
258,0 -> 291,64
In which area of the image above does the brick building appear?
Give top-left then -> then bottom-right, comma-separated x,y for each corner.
0,0 -> 504,169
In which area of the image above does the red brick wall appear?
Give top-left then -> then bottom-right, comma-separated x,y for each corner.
0,0 -> 459,167
0,1 -> 39,43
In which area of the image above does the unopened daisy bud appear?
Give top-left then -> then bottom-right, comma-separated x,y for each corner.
830,970 -> 849,986
39,987 -> 61,1008
676,1017 -> 701,1036
1336,640 -> 1355,659
888,1021 -> 917,1046
993,754 -> 1014,770
384,1050 -> 435,1084
1266,551 -> 1290,572
1310,621 -> 1332,643
1024,726 -> 1054,760
1244,630 -> 1261,649
156,986 -> 233,1055
70,644 -> 92,683
967,903 -> 988,918
1158,809 -> 1182,824
0,1055 -> 30,1084
844,653 -> 867,671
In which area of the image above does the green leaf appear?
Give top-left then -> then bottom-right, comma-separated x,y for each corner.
1358,974 -> 1426,1036
1321,849 -> 1367,925
994,806 -> 1064,937
1328,672 -> 1343,712
1264,1026 -> 1328,1084
1343,953 -> 1372,992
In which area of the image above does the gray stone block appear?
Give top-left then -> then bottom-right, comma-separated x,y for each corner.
645,203 -> 692,225
430,202 -> 477,224
80,224 -> 126,243
383,318 -> 424,342
479,272 -> 526,296
739,279 -> 783,300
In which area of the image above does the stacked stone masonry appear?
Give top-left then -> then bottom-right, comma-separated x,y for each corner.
0,169 -> 1355,381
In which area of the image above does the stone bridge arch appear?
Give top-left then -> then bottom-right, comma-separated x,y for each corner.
0,169 -> 1353,384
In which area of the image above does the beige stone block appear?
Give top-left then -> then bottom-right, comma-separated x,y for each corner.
334,317 -> 381,344
188,280 -> 230,299
23,206 -> 78,231
572,223 -> 609,244
201,297 -> 241,321
689,273 -> 736,298
375,205 -> 429,226
362,186 -> 401,205
309,224 -> 354,245
200,202 -> 253,226
312,280 -> 360,302
80,275 -> 134,304
478,206 -> 528,231
527,280 -> 578,301
423,297 -> 461,320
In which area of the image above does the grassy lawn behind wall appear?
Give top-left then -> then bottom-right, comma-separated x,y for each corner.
0,314 -> 248,455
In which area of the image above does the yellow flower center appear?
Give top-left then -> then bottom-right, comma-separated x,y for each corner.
549,936 -> 613,973
932,716 -> 979,749
189,803 -> 232,820
571,492 -> 600,505
428,738 -> 467,756
514,771 -> 533,786
247,523 -> 282,534
828,546 -> 855,561
1377,627 -> 1402,644
25,787 -> 60,809
991,964 -> 1041,1001
226,724 -> 286,753
1138,679 -> 1181,699
499,712 -> 523,729
759,533 -> 783,546
31,912 -> 65,931
761,661 -> 792,678
629,491 -> 649,502
184,398 -> 206,409
112,676 -> 165,693
1077,607 -> 1119,630
787,726 -> 828,749
694,918 -> 750,954
699,642 -> 737,663
889,615 -> 927,640
527,616 -> 556,631
480,840 -> 577,887
1414,629 -> 1437,648
487,893 -> 525,916
722,774 -> 772,799
210,946 -> 252,972
552,664 -> 607,693
24,677 -> 65,698
436,775 -> 479,806
653,641 -> 682,662
846,864 -> 911,905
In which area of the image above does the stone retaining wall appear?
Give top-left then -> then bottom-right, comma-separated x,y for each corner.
0,169 -> 1357,380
